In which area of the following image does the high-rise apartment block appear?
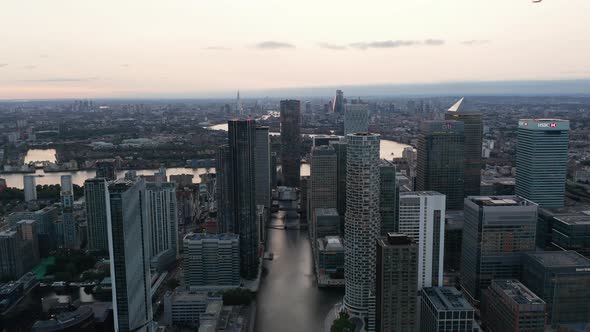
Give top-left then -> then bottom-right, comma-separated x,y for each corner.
461,196 -> 537,303
183,233 -> 240,288
344,133 -> 381,316
280,99 -> 301,187
85,178 -> 110,253
379,160 -> 398,235
482,279 -> 546,332
416,120 -> 465,210
516,119 -> 569,208
255,126 -> 271,211
310,145 -> 338,241
23,175 -> 37,202
376,233 -> 418,332
146,181 -> 178,270
398,191 -> 445,289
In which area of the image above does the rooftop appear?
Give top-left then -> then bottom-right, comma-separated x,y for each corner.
468,195 -> 534,207
381,233 -> 414,246
492,279 -> 545,306
400,191 -> 444,197
184,232 -> 239,242
318,236 -> 344,251
422,287 -> 473,311
554,213 -> 590,226
525,251 -> 590,269
315,208 -> 339,217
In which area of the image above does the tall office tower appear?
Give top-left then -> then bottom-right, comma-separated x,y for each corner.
522,251 -> 590,327
225,119 -> 258,279
215,145 -> 233,234
416,120 -> 465,210
375,234 -> 418,332
23,175 -> 37,202
0,230 -> 24,279
146,181 -> 178,266
16,220 -> 39,263
183,233 -> 240,288
461,196 -> 537,303
280,99 -> 301,187
333,90 -> 344,113
107,179 -> 152,332
420,287 -> 475,332
379,160 -> 398,235
481,280 -> 546,332
398,191 -> 445,289
96,159 -> 117,180
85,178 -> 110,253
332,141 -> 348,233
344,133 -> 380,316
270,152 -> 278,189
310,145 -> 338,242
255,126 -> 271,211
445,98 -> 483,197
516,119 -> 570,208
60,175 -> 77,249
236,90 -> 243,115
300,176 -> 309,224
313,135 -> 341,147
343,104 -> 369,135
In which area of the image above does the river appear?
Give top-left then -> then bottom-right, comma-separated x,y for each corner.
256,202 -> 344,332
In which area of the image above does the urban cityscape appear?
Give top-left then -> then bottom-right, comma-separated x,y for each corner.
2,1 -> 590,332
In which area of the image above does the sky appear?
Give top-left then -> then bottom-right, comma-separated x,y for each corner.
1,0 -> 589,99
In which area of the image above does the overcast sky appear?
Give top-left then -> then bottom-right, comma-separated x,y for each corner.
1,0 -> 589,99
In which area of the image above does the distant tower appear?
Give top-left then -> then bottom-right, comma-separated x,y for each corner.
61,175 -> 77,249
23,175 -> 37,202
516,119 -> 569,208
254,127 -> 271,211
309,145 -> 338,242
333,90 -> 344,113
280,100 -> 301,187
85,178 -> 110,253
237,90 -> 243,115
344,133 -> 381,316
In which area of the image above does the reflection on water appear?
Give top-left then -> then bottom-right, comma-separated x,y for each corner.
24,149 -> 57,164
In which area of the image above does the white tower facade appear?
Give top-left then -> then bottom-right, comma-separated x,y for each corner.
398,191 -> 446,289
344,133 -> 381,316
23,175 -> 37,202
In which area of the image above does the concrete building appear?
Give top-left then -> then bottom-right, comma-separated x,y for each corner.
16,220 -> 40,270
162,290 -> 222,327
146,181 -> 178,270
312,135 -> 341,147
0,231 -> 24,279
60,175 -> 77,249
376,234 -> 418,332
420,287 -> 475,332
445,98 -> 483,197
344,133 -> 381,316
315,208 -> 340,238
344,104 -> 369,135
398,191 -> 445,289
310,145 -> 338,241
516,119 -> 569,208
461,196 -> 538,303
255,126 -> 271,211
280,99 -> 301,187
85,178 -> 110,253
482,279 -> 546,332
183,233 -> 240,289
551,213 -> 590,258
107,179 -> 152,332
379,160 -> 398,235
23,175 -> 37,202
416,120 -> 465,210
522,251 -> 590,327
316,236 -> 345,283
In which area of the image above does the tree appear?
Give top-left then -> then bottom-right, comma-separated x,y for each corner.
166,278 -> 179,290
331,312 -> 355,332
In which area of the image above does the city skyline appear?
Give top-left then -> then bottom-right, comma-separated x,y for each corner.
1,0 -> 590,99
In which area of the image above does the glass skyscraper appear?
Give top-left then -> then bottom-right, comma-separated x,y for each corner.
379,160 -> 398,235
516,119 -> 569,208
416,120 -> 465,210
280,99 -> 301,188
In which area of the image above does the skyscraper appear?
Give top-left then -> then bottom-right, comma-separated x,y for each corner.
310,145 -> 338,242
254,126 -> 271,211
344,133 -> 380,316
375,233 -> 418,332
445,97 -> 483,197
280,99 -> 301,187
183,233 -> 240,288
344,104 -> 369,135
23,175 -> 37,202
333,90 -> 344,113
420,287 -> 475,332
85,178 -> 110,253
0,230 -> 24,279
379,160 -> 398,235
219,119 -> 259,279
61,175 -> 77,249
107,179 -> 152,332
215,145 -> 233,234
398,191 -> 445,289
516,119 -> 570,208
416,120 -> 465,210
461,196 -> 538,303
146,181 -> 178,268
332,140 -> 348,234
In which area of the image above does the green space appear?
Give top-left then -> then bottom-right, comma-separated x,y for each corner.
32,256 -> 56,279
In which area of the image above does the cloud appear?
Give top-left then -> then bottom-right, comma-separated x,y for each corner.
253,41 -> 295,50
349,39 -> 444,50
203,46 -> 231,51
120,64 -> 129,67
23,65 -> 37,69
0,64 -> 7,68
318,43 -> 348,50
18,77 -> 99,82
461,40 -> 490,46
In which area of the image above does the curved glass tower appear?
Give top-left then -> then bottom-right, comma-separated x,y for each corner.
344,133 -> 381,316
